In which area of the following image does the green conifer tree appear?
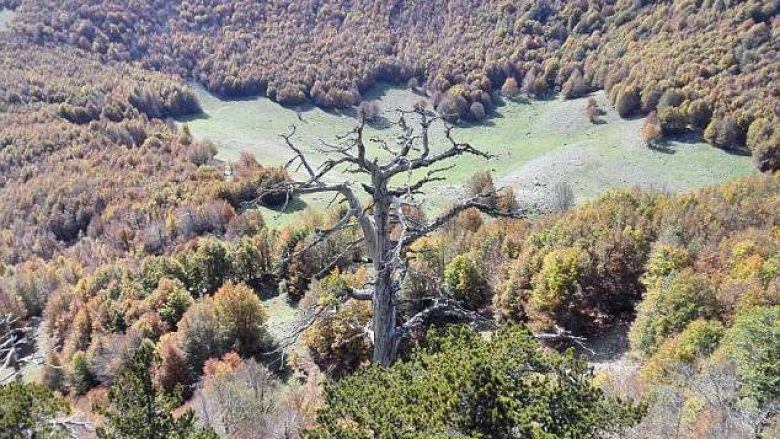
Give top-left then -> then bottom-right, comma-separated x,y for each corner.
96,340 -> 217,439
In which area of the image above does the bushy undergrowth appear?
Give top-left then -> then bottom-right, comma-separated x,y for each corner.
4,167 -> 776,436
306,326 -> 644,439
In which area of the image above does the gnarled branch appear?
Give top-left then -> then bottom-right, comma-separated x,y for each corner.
384,125 -> 495,177
254,109 -> 529,366
399,191 -> 526,250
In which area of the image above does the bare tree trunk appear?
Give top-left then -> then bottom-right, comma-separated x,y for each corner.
372,270 -> 396,366
372,186 -> 396,366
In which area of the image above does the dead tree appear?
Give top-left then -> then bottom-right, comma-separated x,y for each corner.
0,314 -> 57,384
259,109 -> 524,366
0,313 -> 37,383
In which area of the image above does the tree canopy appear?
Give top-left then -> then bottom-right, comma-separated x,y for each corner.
306,325 -> 644,439
0,382 -> 70,439
96,340 -> 218,439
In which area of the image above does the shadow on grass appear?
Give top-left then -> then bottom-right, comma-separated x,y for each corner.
254,279 -> 283,301
322,106 -> 358,118
664,130 -> 704,145
622,113 -> 646,121
722,147 -> 751,157
663,131 -> 751,157
532,91 -> 559,102
362,81 -> 421,101
457,118 -> 497,128
264,197 -> 308,215
284,101 -> 319,114
411,87 -> 428,97
176,111 -> 211,123
496,95 -> 533,106
648,141 -> 676,154
366,115 -> 394,130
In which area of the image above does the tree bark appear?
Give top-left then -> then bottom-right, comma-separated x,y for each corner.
371,182 -> 396,366
372,269 -> 396,367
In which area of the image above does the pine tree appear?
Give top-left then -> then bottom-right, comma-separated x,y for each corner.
0,382 -> 70,439
306,326 -> 644,438
96,340 -> 217,439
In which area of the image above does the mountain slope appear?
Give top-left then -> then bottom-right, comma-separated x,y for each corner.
6,0 -> 777,168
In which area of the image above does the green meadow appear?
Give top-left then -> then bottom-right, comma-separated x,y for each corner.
0,9 -> 15,31
182,84 -> 757,224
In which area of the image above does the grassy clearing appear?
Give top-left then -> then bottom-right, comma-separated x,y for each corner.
0,10 -> 15,31
497,91 -> 758,207
182,84 -> 757,223
184,83 -> 563,179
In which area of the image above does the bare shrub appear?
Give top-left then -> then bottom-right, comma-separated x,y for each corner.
358,101 -> 381,122
586,97 -> 606,124
465,170 -> 497,208
265,375 -> 322,439
642,111 -> 663,147
187,141 -> 217,166
624,385 -> 686,439
496,187 -> 520,211
436,93 -> 468,121
469,101 -> 486,121
501,77 -> 520,98
551,181 -> 574,212
562,70 -> 587,99
625,361 -> 778,439
193,356 -> 321,439
194,357 -> 279,437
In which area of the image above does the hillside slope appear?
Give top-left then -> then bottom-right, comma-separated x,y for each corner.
7,0 -> 778,168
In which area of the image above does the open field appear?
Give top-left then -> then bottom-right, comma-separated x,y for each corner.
0,9 -> 14,30
183,85 -> 757,222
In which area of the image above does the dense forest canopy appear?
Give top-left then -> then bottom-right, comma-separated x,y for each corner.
4,0 -> 778,168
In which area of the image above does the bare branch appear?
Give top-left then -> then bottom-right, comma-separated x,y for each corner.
0,314 -> 54,384
394,108 -> 437,161
346,288 -> 374,301
51,415 -> 95,439
259,303 -> 333,363
311,157 -> 361,181
313,237 -> 366,279
399,193 -> 526,249
281,125 -> 316,178
355,116 -> 367,163
256,109 -> 529,366
534,325 -> 595,355
384,125 -> 495,177
387,165 -> 455,197
396,299 -> 594,355
396,297 -> 496,339
258,289 -> 370,368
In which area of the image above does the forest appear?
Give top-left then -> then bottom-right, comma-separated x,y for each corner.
6,0 -> 779,170
0,1 -> 777,439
